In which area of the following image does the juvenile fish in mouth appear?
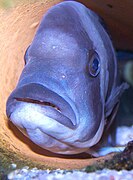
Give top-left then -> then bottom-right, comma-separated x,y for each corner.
6,1 -> 128,156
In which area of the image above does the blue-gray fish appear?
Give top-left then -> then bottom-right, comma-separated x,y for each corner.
6,1 -> 128,155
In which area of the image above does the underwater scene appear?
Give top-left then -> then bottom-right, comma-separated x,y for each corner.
0,0 -> 133,179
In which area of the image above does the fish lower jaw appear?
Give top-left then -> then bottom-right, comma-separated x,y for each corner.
9,101 -> 77,142
10,99 -> 77,128
9,102 -> 87,154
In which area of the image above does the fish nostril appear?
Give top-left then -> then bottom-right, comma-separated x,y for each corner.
15,98 -> 61,112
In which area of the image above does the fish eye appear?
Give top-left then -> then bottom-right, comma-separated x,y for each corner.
88,53 -> 100,77
24,45 -> 30,65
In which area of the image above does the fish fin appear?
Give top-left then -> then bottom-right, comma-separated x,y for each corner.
100,83 -> 129,146
104,103 -> 119,131
105,82 -> 129,120
86,146 -> 126,157
102,83 -> 129,146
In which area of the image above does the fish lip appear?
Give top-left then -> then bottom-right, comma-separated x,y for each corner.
15,97 -> 76,129
6,83 -> 77,129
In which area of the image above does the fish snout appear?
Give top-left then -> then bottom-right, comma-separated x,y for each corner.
6,83 -> 77,131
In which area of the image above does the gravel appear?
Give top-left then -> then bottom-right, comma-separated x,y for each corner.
8,167 -> 133,180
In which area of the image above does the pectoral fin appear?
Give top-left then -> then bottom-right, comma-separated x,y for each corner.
90,146 -> 125,157
105,82 -> 129,121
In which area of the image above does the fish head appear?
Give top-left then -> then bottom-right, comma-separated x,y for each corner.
6,2 -> 124,154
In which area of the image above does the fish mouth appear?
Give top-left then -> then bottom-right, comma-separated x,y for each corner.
6,83 -> 77,130
15,98 -> 61,112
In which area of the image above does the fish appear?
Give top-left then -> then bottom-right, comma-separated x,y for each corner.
6,1 -> 128,156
